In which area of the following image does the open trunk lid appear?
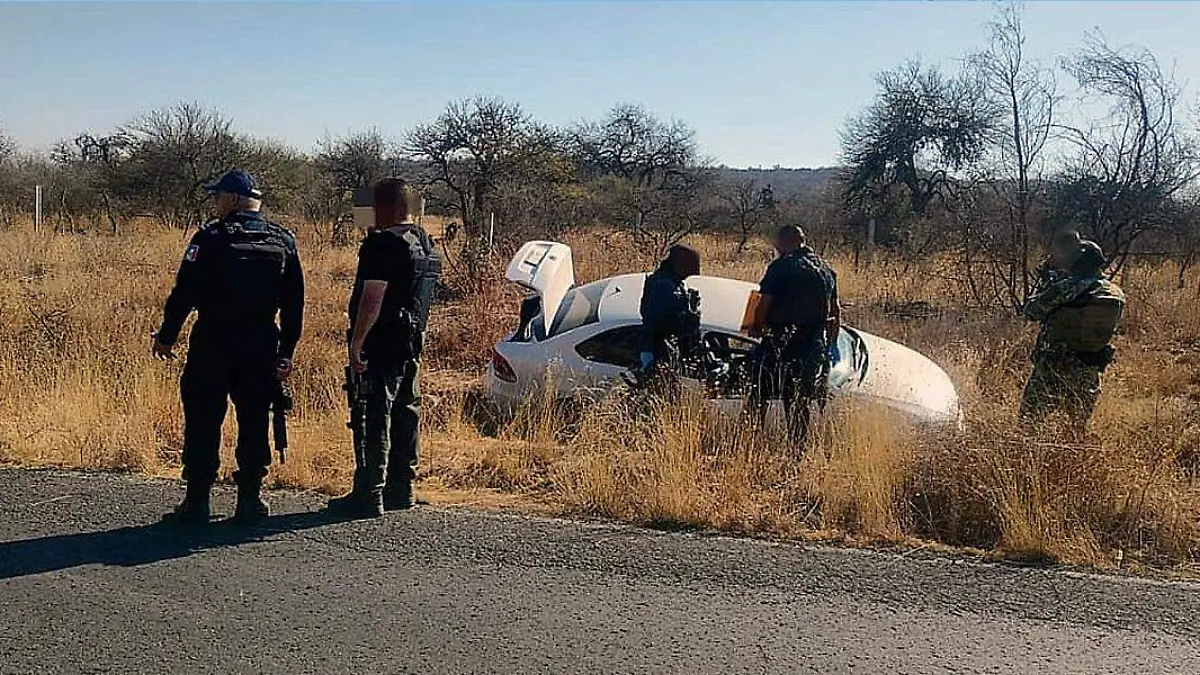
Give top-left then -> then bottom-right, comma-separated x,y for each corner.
505,241 -> 575,336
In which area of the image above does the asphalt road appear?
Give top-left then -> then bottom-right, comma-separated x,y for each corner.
1,469 -> 1198,675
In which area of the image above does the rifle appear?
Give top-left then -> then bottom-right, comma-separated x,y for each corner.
271,380 -> 293,464
343,366 -> 363,430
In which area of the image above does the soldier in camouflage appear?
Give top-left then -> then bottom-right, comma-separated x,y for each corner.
1019,241 -> 1125,428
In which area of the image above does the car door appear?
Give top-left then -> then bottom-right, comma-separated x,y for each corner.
572,323 -> 643,389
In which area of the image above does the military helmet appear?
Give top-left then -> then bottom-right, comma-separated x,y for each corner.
1069,240 -> 1107,277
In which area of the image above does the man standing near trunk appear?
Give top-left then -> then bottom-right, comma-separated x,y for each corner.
328,178 -> 442,518
635,244 -> 702,398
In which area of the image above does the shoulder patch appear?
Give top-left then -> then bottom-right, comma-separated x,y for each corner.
184,244 -> 200,262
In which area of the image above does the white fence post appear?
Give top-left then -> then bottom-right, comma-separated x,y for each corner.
34,184 -> 43,232
488,212 -> 495,253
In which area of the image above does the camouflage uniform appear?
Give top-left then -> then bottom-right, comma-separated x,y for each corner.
1019,273 -> 1125,426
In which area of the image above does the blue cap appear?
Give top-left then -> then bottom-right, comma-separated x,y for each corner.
204,169 -> 262,198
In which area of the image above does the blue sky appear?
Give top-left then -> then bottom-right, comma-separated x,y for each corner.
2,1 -> 1199,168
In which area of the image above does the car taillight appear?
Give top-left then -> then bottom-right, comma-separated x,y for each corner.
491,349 -> 517,383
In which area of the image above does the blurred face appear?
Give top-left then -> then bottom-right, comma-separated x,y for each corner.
676,253 -> 700,279
373,202 -> 400,230
1051,242 -> 1076,267
1050,233 -> 1080,267
210,192 -> 238,218
774,232 -> 799,256
353,206 -> 375,231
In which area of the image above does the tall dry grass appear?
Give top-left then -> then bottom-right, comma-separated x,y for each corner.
1,221 -> 1198,572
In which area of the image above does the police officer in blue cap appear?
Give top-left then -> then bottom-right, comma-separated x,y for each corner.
153,169 -> 305,525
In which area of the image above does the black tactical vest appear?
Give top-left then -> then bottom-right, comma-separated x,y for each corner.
205,213 -> 293,324
385,224 -> 442,355
764,250 -> 835,330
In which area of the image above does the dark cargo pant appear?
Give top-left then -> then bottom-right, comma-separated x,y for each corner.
1019,352 -> 1103,429
180,327 -> 278,487
746,328 -> 828,447
350,359 -> 421,492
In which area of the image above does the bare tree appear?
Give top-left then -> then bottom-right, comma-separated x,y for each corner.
571,103 -> 697,187
1056,34 -> 1200,270
118,102 -> 248,228
0,128 -> 19,227
48,132 -> 135,233
406,97 -> 569,272
315,129 -> 398,242
719,177 -> 775,253
0,128 -> 14,165
842,60 -> 1000,220
571,104 -> 710,252
966,2 -> 1059,310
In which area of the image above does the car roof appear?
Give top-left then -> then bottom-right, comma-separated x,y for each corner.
555,273 -> 759,336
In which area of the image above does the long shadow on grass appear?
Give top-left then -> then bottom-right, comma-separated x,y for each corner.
0,511 -> 340,581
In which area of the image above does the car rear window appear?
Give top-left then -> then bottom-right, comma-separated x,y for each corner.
548,280 -> 608,337
575,325 -> 642,369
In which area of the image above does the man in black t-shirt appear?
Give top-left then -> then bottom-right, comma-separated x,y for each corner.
328,178 -> 441,518
745,225 -> 839,448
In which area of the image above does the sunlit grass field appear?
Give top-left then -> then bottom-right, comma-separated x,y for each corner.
2,220 -> 1198,573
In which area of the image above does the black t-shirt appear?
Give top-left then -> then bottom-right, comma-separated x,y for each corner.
349,228 -> 415,361
758,248 -> 837,329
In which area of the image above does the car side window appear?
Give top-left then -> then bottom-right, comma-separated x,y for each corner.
703,331 -> 756,357
575,325 -> 642,369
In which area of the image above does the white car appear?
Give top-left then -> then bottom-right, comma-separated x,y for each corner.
486,241 -> 963,428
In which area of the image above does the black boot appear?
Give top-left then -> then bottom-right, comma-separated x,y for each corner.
164,481 -> 211,526
231,474 -> 269,525
383,480 -> 416,511
327,469 -> 383,518
327,487 -> 384,519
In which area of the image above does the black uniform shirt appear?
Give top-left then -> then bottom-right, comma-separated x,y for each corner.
349,226 -> 419,361
758,247 -> 837,329
158,211 -> 304,359
639,267 -> 699,357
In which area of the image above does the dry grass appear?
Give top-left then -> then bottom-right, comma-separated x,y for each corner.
1,220 -> 1198,573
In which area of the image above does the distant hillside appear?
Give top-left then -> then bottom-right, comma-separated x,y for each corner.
715,166 -> 840,200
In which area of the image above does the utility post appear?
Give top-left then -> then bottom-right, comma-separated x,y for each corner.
34,185 -> 43,233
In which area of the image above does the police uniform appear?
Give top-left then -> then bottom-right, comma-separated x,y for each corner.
337,222 -> 441,514
1019,262 -> 1124,426
748,246 -> 837,445
637,264 -> 701,388
157,199 -> 304,522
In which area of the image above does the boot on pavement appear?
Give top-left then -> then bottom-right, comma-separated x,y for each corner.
383,480 -> 416,511
326,488 -> 384,519
231,473 -> 269,525
163,481 -> 212,526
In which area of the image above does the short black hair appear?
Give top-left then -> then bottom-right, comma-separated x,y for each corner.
373,178 -> 418,219
664,244 -> 701,278
776,225 -> 806,244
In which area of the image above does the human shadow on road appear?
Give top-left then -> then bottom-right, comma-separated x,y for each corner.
0,511 -> 343,581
